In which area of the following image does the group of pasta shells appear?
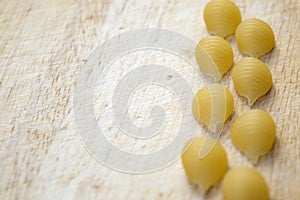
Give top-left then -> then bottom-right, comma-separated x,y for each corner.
199,0 -> 275,105
182,0 -> 277,199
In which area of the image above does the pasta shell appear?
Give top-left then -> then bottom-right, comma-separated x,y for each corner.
236,18 -> 275,58
230,110 -> 276,164
222,167 -> 269,200
195,36 -> 234,81
182,136 -> 228,193
192,84 -> 234,133
232,57 -> 272,106
204,0 -> 242,37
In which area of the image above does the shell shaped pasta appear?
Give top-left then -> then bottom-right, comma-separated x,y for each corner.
236,18 -> 275,58
204,0 -> 242,37
182,136 -> 228,193
232,57 -> 272,106
230,110 -> 276,164
195,36 -> 234,81
192,84 -> 234,133
222,167 -> 269,200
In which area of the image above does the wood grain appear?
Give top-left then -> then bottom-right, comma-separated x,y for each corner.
0,0 -> 299,199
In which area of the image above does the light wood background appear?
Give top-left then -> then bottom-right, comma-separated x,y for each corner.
0,0 -> 299,199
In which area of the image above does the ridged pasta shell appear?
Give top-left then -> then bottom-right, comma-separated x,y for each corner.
182,136 -> 228,193
232,57 -> 272,106
195,36 -> 234,81
192,84 -> 234,133
236,18 -> 275,58
204,0 -> 242,37
222,167 -> 269,200
230,110 -> 276,164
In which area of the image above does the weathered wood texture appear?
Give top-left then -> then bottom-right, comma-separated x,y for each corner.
0,0 -> 299,199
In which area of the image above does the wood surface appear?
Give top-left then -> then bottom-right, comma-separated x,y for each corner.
0,0 -> 299,199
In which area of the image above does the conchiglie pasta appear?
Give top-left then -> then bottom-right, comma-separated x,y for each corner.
182,136 -> 228,193
232,57 -> 272,106
195,36 -> 234,81
222,167 -> 270,200
230,110 -> 276,164
204,0 -> 242,37
192,84 -> 234,133
236,18 -> 275,58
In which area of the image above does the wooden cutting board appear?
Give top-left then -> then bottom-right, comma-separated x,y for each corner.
0,0 -> 299,199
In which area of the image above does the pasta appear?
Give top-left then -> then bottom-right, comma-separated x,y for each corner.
181,136 -> 228,193
195,36 -> 234,81
236,18 -> 275,58
222,167 -> 269,200
204,0 -> 241,37
232,57 -> 272,106
230,110 -> 276,164
192,84 -> 234,132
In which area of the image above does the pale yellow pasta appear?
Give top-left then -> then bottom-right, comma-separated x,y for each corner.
204,0 -> 241,37
181,136 -> 228,193
232,57 -> 272,106
222,167 -> 269,200
195,36 -> 234,81
192,84 -> 234,133
230,110 -> 276,164
236,18 -> 275,58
